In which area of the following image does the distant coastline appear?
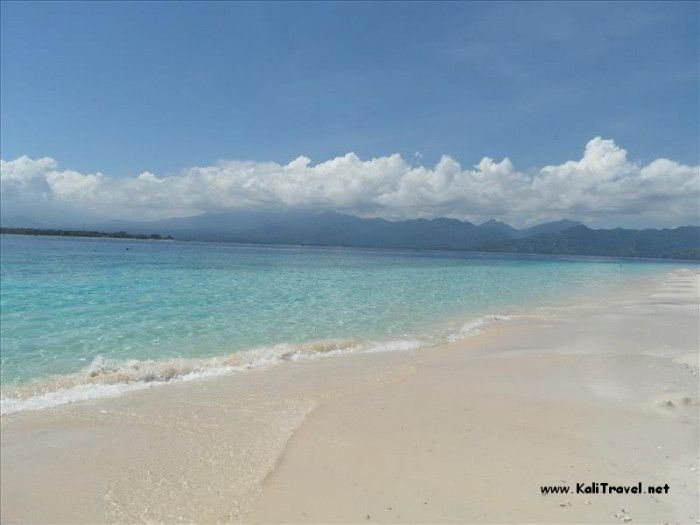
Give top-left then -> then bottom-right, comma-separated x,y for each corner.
0,227 -> 173,241
2,218 -> 699,260
82,210 -> 700,260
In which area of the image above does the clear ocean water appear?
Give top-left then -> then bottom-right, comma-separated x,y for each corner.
0,234 -> 691,412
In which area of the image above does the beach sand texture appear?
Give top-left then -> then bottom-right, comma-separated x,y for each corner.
1,269 -> 698,523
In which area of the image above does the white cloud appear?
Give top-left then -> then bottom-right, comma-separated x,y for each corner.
1,137 -> 698,227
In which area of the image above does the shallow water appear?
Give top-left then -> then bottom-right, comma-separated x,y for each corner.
0,234 -> 691,412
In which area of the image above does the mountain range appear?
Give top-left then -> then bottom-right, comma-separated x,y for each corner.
2,210 -> 698,259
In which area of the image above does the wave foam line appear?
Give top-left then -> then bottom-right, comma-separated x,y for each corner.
1,314 -> 512,415
0,338 -> 423,415
447,314 -> 513,343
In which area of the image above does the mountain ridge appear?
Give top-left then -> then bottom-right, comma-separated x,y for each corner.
2,211 -> 698,259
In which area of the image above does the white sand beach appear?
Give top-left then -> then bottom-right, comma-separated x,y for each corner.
1,269 -> 698,524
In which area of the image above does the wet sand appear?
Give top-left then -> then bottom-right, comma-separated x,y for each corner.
1,269 -> 698,523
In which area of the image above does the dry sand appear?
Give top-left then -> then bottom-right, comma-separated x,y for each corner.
1,269 -> 698,524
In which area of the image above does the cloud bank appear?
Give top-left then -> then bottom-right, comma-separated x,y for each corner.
1,138 -> 698,228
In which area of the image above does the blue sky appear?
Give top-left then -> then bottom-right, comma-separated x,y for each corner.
1,1 -> 698,227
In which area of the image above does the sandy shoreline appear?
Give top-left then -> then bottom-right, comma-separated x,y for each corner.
1,269 -> 698,523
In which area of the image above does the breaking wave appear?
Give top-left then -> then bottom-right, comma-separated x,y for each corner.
1,314 -> 512,415
447,314 -> 513,342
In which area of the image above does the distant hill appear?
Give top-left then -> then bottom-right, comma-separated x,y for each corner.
479,225 -> 700,260
0,215 -> 45,228
4,210 -> 697,259
88,210 -> 699,260
515,219 -> 583,238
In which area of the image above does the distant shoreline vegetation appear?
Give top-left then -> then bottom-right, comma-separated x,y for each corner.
0,228 -> 173,240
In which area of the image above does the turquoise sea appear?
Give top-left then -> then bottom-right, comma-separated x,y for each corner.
0,234 -> 691,413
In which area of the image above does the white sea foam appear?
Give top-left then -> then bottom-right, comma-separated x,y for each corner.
0,382 -> 151,415
1,315 -> 509,415
447,314 -> 513,342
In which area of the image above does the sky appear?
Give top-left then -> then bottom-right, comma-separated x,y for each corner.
1,1 -> 698,228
